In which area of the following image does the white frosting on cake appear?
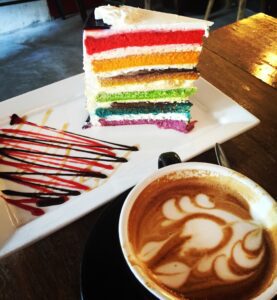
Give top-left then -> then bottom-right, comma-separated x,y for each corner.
83,5 -> 211,130
94,5 -> 213,31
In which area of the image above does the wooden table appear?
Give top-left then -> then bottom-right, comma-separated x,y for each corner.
0,13 -> 276,300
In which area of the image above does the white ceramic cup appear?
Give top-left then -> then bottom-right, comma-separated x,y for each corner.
119,162 -> 277,300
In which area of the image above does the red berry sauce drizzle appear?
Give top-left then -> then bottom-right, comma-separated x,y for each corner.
0,114 -> 138,216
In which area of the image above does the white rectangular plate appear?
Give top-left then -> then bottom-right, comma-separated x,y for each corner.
0,73 -> 259,258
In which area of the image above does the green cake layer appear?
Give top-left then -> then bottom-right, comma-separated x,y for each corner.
95,88 -> 197,103
95,102 -> 192,118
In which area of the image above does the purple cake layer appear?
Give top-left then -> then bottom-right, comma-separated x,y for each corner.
98,119 -> 196,133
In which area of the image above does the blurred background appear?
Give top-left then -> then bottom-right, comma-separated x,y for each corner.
0,0 -> 276,102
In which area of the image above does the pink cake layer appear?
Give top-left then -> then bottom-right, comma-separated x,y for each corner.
98,119 -> 196,133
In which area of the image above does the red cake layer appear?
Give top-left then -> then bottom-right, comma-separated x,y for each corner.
85,29 -> 205,55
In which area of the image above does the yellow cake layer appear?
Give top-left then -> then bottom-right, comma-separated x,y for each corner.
99,71 -> 199,87
92,51 -> 200,73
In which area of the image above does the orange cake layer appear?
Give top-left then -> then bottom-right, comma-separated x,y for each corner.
99,71 -> 200,87
92,51 -> 200,73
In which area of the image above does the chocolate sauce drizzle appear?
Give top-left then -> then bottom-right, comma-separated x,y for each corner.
0,114 -> 138,216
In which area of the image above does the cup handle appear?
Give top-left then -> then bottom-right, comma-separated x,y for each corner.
158,152 -> 181,169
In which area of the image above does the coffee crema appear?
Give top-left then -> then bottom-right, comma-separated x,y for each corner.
128,174 -> 276,300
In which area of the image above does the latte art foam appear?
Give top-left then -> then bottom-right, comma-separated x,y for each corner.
128,176 -> 276,299
140,194 -> 264,287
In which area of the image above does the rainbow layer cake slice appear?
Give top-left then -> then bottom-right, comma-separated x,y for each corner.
83,5 -> 212,132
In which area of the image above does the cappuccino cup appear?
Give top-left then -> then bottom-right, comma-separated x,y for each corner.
119,161 -> 277,299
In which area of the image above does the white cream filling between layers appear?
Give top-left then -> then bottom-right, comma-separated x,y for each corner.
88,44 -> 202,60
89,112 -> 189,125
85,78 -> 195,94
85,26 -> 210,38
92,64 -> 198,78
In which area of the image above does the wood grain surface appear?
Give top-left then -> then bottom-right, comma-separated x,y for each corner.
0,13 -> 276,300
204,13 -> 277,88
